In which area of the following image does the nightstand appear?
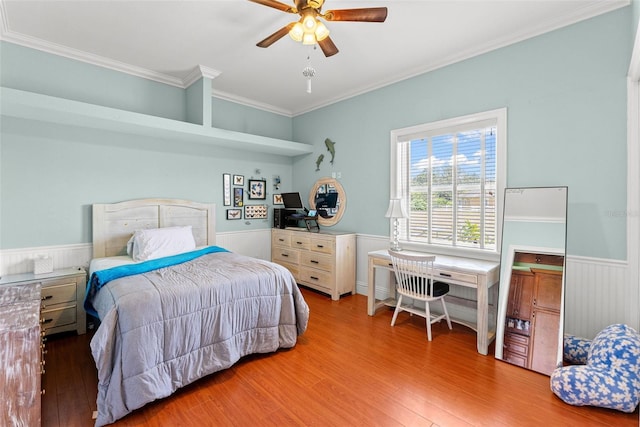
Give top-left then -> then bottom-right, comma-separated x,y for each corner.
0,267 -> 87,336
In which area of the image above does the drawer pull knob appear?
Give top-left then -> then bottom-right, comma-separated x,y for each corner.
40,318 -> 53,324
278,238 -> 285,242
296,241 -> 303,245
317,245 -> 324,248
310,276 -> 319,281
282,254 -> 289,257
311,260 -> 319,264
439,273 -> 452,277
41,389 -> 46,396
41,295 -> 53,301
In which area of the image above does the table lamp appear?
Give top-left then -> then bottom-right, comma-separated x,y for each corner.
385,199 -> 407,251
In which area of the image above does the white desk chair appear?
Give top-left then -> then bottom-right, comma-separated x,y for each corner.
388,250 -> 452,341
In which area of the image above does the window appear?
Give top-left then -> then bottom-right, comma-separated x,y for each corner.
390,108 -> 506,255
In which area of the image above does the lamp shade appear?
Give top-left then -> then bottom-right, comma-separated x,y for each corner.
385,199 -> 407,218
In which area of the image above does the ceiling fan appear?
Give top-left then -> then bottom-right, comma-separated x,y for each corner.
249,0 -> 388,57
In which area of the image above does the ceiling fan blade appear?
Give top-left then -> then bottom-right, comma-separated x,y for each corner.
323,7 -> 388,22
257,23 -> 296,48
248,0 -> 297,13
318,36 -> 339,57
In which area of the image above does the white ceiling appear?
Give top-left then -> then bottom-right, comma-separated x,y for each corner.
0,0 -> 629,116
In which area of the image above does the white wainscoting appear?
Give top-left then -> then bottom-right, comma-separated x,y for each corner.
0,243 -> 93,277
0,230 -> 273,278
215,229 -> 272,261
354,234 -> 636,341
563,255 -> 630,339
2,231 -> 635,341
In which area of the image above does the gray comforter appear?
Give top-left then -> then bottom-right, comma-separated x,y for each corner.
88,251 -> 309,426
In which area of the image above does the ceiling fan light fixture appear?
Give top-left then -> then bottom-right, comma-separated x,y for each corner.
289,22 -> 304,41
314,21 -> 330,41
302,32 -> 316,45
302,14 -> 317,32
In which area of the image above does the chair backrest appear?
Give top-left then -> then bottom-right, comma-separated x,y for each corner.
388,250 -> 437,299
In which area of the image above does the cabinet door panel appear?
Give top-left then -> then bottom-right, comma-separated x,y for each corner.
530,309 -> 561,375
533,271 -> 562,312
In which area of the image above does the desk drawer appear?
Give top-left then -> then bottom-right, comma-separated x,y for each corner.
434,269 -> 477,285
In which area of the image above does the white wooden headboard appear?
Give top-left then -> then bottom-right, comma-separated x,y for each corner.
92,198 -> 216,258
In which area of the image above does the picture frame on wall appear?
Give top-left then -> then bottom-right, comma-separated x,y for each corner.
226,209 -> 242,220
244,205 -> 268,219
248,179 -> 267,200
273,194 -> 283,205
222,173 -> 231,206
233,175 -> 244,186
234,188 -> 244,207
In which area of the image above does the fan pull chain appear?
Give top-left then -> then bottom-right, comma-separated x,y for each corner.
303,52 -> 316,94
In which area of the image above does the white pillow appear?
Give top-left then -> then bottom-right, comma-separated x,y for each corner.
127,226 -> 196,262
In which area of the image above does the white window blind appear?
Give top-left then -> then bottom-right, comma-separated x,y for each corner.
391,109 -> 506,254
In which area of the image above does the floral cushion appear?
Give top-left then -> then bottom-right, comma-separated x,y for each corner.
563,334 -> 591,365
550,324 -> 640,413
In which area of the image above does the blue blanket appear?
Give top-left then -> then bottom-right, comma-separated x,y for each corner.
84,245 -> 229,318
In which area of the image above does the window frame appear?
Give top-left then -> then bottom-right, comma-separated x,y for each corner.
389,108 -> 507,261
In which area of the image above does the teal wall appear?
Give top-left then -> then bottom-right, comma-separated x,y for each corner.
0,42 -> 296,248
633,0 -> 639,39
1,42 -> 186,121
0,6 -> 634,261
292,7 -> 632,260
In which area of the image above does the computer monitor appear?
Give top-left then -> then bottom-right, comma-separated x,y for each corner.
281,192 -> 304,209
315,192 -> 338,209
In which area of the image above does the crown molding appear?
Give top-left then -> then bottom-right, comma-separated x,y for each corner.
1,29 -> 186,88
291,0 -> 631,116
212,88 -> 293,117
183,65 -> 222,88
0,0 -> 630,117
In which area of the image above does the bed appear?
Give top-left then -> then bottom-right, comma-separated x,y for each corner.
84,199 -> 309,426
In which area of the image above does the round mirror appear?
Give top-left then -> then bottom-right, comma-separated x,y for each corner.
308,177 -> 346,226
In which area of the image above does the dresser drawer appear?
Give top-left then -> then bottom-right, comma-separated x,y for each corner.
41,282 -> 76,306
41,304 -> 76,331
299,251 -> 334,272
272,231 -> 291,248
273,247 -> 299,265
272,260 -> 299,278
271,228 -> 355,301
289,235 -> 311,250
298,267 -> 334,291
309,237 -> 334,254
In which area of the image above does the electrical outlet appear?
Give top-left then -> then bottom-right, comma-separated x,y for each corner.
337,172 -> 342,179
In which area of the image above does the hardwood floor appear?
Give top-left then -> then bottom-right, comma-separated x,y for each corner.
42,287 -> 638,426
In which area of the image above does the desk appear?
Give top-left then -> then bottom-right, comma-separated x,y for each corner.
367,249 -> 500,355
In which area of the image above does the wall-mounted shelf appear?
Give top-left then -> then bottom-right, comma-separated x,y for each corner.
0,87 -> 313,157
